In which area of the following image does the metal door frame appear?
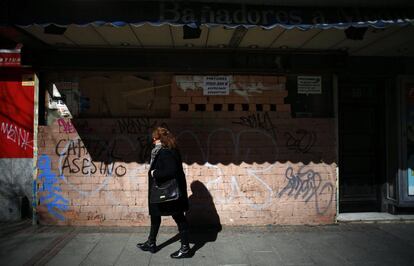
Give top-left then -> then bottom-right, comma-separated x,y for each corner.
397,75 -> 414,206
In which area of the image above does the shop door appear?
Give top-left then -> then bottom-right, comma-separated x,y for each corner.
400,77 -> 414,206
338,78 -> 386,212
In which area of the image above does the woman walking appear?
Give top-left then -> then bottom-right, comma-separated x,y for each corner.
137,127 -> 190,259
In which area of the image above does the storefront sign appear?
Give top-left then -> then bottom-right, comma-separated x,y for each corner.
203,76 -> 230,96
0,49 -> 21,67
4,1 -> 414,27
298,76 -> 322,94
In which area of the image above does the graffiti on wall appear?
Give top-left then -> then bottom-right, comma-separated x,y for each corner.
232,112 -> 278,141
55,138 -> 128,178
37,114 -> 336,223
176,128 -> 334,213
37,154 -> 69,221
58,118 -> 76,134
177,128 -> 277,210
117,117 -> 157,134
175,75 -> 286,102
285,129 -> 316,154
278,166 -> 334,215
0,121 -> 33,150
0,76 -> 34,158
117,117 -> 173,161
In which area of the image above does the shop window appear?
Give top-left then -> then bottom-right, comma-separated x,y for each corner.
179,104 -> 189,112
242,104 -> 249,111
195,104 -> 206,111
43,72 -> 172,119
214,104 -> 223,111
228,104 -> 235,111
286,74 -> 333,118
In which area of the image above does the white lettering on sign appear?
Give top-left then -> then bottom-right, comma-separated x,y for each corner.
203,76 -> 230,95
298,76 -> 322,94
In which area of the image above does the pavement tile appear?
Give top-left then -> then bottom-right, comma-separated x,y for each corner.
376,223 -> 414,247
46,233 -> 103,266
146,233 -> 184,266
291,231 -> 350,266
213,233 -> 250,265
1,223 -> 414,266
270,232 -> 315,265
115,233 -> 151,266
0,232 -> 63,266
79,233 -> 130,266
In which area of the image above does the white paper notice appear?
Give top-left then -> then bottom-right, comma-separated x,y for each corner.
298,76 -> 322,94
203,76 -> 230,95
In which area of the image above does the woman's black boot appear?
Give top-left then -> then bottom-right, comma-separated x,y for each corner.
170,229 -> 190,258
137,240 -> 157,253
170,244 -> 190,258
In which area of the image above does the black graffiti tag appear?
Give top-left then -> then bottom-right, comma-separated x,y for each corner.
117,117 -> 157,134
285,129 -> 316,153
232,112 -> 278,140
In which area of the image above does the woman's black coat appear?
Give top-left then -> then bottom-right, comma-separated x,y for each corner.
148,147 -> 189,216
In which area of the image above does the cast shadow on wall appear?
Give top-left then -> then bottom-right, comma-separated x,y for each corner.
155,180 -> 222,257
64,116 -> 336,167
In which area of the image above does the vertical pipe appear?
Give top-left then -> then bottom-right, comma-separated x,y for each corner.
32,72 -> 39,225
333,74 -> 340,222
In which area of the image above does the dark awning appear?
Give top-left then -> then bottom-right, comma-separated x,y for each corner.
2,1 -> 414,30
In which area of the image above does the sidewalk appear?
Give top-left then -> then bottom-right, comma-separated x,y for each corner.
1,221 -> 414,266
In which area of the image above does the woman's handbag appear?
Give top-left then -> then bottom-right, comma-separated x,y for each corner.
150,178 -> 181,203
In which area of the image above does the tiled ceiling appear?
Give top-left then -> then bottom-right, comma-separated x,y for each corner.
20,24 -> 414,57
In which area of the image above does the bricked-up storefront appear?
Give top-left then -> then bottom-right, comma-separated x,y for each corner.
3,0 -> 414,225
36,72 -> 336,225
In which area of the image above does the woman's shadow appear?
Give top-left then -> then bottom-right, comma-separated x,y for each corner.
156,180 -> 222,256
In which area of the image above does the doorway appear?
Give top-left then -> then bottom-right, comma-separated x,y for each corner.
338,77 -> 387,212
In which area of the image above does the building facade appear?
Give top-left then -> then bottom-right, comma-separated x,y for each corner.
1,0 -> 414,226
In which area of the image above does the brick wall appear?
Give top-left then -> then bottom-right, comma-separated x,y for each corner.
36,74 -> 337,226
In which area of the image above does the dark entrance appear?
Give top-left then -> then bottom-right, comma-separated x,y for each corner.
338,77 -> 387,212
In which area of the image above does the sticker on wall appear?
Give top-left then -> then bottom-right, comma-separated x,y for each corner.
298,76 -> 322,94
203,76 -> 230,95
22,74 -> 35,86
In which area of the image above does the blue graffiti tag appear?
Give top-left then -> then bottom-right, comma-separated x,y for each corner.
37,154 -> 69,221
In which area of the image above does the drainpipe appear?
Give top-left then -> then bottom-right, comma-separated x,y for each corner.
32,73 -> 39,225
333,74 -> 340,222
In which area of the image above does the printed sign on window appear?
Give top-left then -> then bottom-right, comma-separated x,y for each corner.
298,76 -> 322,94
203,76 -> 230,95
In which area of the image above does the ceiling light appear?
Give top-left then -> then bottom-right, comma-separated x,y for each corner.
183,25 -> 201,39
44,24 -> 67,35
344,27 -> 368,40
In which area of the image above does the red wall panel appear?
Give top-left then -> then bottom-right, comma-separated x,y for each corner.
0,70 -> 34,158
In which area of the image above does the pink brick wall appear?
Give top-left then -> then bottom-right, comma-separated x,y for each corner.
36,75 -> 337,226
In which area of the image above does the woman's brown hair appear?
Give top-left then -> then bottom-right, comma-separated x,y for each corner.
152,127 -> 177,149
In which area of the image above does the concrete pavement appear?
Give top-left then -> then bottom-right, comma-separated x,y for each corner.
1,221 -> 414,266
